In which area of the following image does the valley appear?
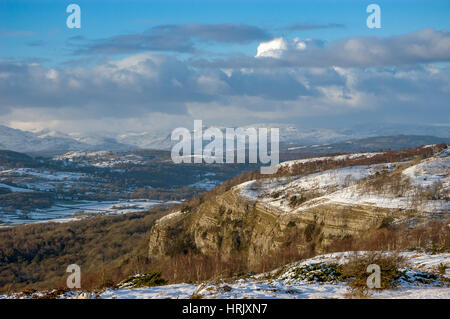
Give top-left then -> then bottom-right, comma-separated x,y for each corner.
0,149 -> 255,226
0,140 -> 448,298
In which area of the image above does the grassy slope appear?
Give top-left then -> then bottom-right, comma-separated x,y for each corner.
0,205 -> 172,293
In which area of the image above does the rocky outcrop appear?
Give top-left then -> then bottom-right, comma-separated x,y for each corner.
149,149 -> 449,265
148,187 -> 398,265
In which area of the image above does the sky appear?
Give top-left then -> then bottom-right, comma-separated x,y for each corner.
0,0 -> 449,135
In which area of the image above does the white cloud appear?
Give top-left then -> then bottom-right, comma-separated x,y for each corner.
256,37 -> 288,58
45,69 -> 58,80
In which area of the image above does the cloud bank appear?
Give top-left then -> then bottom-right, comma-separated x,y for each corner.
1,27 -> 449,133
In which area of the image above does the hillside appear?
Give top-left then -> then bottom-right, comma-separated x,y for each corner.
0,206 -> 173,293
148,144 -> 449,265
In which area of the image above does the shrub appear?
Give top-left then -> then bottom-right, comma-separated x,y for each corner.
438,263 -> 448,276
342,252 -> 406,296
118,271 -> 167,288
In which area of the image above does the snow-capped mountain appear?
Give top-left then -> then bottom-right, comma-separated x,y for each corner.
1,122 -> 448,154
117,131 -> 173,150
115,124 -> 351,150
0,125 -> 133,154
0,125 -> 86,154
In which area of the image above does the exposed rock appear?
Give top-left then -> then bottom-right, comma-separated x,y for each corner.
148,187 -> 400,265
149,149 -> 449,264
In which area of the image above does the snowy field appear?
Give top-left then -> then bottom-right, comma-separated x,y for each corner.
2,251 -> 448,299
0,167 -> 88,192
0,199 -> 177,226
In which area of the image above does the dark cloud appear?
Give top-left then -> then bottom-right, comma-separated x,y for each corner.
26,40 -> 45,47
0,30 -> 35,37
152,24 -> 271,43
67,35 -> 86,42
78,33 -> 194,55
223,70 -> 313,100
285,23 -> 345,31
317,28 -> 450,67
76,23 -> 271,55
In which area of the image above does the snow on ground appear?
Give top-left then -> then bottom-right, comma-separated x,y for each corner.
0,168 -> 86,181
402,154 -> 449,189
189,179 -> 220,190
441,149 -> 450,157
272,251 -> 450,277
3,251 -> 447,299
191,251 -> 449,299
0,182 -> 33,192
156,210 -> 185,224
100,284 -> 197,299
237,163 -> 401,213
373,287 -> 450,298
279,152 -> 383,168
237,151 -> 449,214
0,199 -> 171,225
53,151 -> 145,168
53,151 -> 110,160
319,186 -> 449,213
0,168 -> 87,181
0,167 -> 88,192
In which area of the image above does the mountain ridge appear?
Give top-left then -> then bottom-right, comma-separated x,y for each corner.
0,123 -> 449,155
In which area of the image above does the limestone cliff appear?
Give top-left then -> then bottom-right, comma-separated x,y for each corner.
148,188 -> 399,264
148,149 -> 449,264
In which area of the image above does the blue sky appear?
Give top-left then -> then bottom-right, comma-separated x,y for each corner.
0,0 -> 449,134
2,0 -> 450,64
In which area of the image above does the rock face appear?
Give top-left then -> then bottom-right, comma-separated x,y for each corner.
148,187 -> 394,265
148,148 -> 449,265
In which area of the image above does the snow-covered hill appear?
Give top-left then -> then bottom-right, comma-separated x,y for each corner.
237,148 -> 449,215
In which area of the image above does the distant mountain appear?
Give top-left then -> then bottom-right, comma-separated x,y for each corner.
0,125 -> 134,155
281,135 -> 450,158
117,131 -> 173,150
115,124 -> 351,150
1,122 -> 448,155
338,123 -> 450,139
